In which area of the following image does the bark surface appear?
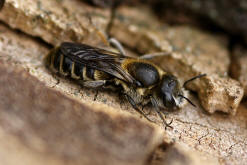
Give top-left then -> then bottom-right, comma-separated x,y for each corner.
0,0 -> 246,165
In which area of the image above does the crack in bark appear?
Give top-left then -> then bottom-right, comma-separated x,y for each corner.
174,118 -> 236,134
198,129 -> 209,145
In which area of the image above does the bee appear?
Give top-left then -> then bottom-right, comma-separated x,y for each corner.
45,42 -> 206,129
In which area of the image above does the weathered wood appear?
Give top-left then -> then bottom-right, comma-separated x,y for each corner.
0,59 -> 163,165
0,0 -> 246,164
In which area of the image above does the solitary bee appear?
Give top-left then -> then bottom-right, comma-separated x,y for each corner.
45,42 -> 206,129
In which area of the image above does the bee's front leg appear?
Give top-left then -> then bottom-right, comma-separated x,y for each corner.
124,94 -> 155,123
150,97 -> 173,130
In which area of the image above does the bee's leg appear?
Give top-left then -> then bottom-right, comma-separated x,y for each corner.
82,80 -> 107,88
82,80 -> 107,101
93,90 -> 99,101
50,73 -> 60,87
125,94 -> 155,123
150,97 -> 173,130
161,110 -> 169,116
141,104 -> 152,115
108,38 -> 126,56
139,52 -> 171,60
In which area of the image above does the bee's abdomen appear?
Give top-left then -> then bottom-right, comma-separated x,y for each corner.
74,62 -> 84,78
45,48 -> 111,81
86,67 -> 95,80
62,56 -> 73,74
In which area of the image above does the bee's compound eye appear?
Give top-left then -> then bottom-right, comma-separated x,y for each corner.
168,80 -> 175,87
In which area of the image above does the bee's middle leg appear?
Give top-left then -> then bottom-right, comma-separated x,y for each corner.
93,90 -> 99,101
82,80 -> 107,88
141,104 -> 152,116
82,80 -> 107,101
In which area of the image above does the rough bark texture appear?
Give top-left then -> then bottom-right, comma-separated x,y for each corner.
0,60 -> 162,165
0,0 -> 109,46
149,143 -> 219,165
0,0 -> 247,165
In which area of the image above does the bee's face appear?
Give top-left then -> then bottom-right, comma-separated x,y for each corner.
159,75 -> 182,109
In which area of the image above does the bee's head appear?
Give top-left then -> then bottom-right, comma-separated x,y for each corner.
158,73 -> 207,109
159,74 -> 182,109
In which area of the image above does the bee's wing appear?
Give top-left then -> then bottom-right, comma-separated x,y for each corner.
60,42 -> 136,84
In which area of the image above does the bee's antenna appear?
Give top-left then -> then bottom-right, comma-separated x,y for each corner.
181,74 -> 206,107
178,94 -> 196,107
183,73 -> 207,88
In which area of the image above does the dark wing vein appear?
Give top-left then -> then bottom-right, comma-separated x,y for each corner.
60,42 -> 136,83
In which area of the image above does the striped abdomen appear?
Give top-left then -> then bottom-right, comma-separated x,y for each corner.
45,47 -> 111,81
